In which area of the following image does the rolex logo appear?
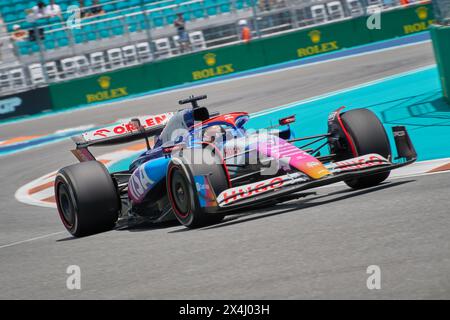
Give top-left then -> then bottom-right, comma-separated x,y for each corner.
308,30 -> 321,44
416,7 -> 428,20
98,76 -> 111,90
204,53 -> 217,67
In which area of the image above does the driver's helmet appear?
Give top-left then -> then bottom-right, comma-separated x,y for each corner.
203,125 -> 224,143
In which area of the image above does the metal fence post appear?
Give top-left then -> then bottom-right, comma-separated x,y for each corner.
250,0 -> 262,38
140,0 -> 154,54
34,23 -> 49,84
287,0 -> 300,29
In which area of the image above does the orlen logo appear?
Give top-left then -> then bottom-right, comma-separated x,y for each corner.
92,114 -> 171,138
0,97 -> 22,115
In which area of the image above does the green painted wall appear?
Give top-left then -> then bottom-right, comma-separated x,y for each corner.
152,41 -> 266,88
430,25 -> 450,103
49,3 -> 434,110
50,64 -> 160,110
369,4 -> 434,41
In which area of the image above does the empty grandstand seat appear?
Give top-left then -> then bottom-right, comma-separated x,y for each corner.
31,43 -> 40,53
122,45 -> 138,65
28,63 -> 46,85
9,68 -> 27,89
16,42 -> 32,56
90,52 -> 107,72
111,19 -> 125,36
73,55 -> 91,75
190,2 -> 205,20
205,0 -> 219,16
235,0 -> 245,10
0,72 -> 11,92
107,48 -> 124,69
136,42 -> 153,62
61,57 -> 78,79
45,61 -> 60,82
153,38 -> 172,59
189,31 -> 207,51
219,0 -> 231,14
150,10 -> 164,28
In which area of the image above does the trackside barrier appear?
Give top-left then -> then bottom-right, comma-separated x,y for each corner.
430,25 -> 450,103
0,87 -> 52,120
48,3 -> 434,111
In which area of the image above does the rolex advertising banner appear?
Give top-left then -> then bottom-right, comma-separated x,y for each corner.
368,3 -> 434,42
48,3 -> 434,111
49,64 -> 160,110
152,41 -> 266,88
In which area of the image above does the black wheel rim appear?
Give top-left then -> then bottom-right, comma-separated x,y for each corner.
170,169 -> 191,216
58,184 -> 75,228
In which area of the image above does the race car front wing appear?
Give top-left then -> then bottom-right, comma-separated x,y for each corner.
197,126 -> 417,212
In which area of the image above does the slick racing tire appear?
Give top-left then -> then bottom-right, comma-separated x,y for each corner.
55,161 -> 120,237
167,147 -> 228,228
340,109 -> 392,190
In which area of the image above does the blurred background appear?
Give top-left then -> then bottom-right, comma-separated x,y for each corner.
0,0 -> 430,97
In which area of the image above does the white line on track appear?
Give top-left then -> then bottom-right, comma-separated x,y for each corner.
0,232 -> 65,250
252,64 -> 436,117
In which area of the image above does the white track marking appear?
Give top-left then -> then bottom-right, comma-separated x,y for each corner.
15,145 -> 146,208
0,232 -> 66,250
252,64 -> 435,118
16,155 -> 450,209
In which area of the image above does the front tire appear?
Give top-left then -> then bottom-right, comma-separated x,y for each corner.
339,109 -> 392,189
167,147 -> 228,228
55,161 -> 120,237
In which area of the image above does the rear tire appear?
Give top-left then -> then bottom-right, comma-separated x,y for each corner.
55,161 -> 120,237
340,109 -> 392,189
167,147 -> 228,228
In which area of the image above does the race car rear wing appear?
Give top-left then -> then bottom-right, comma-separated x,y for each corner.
71,113 -> 174,162
72,113 -> 174,149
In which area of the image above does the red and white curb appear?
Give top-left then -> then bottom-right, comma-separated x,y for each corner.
15,143 -> 146,208
15,155 -> 450,209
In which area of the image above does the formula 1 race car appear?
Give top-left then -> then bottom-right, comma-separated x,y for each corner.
55,95 -> 417,237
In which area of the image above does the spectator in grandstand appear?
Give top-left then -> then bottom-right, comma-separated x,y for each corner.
11,25 -> 28,42
239,20 -> 252,43
31,1 -> 48,19
174,13 -> 190,53
27,2 -> 47,41
45,0 -> 62,18
87,0 -> 106,17
259,0 -> 273,11
79,0 -> 105,18
79,0 -> 89,18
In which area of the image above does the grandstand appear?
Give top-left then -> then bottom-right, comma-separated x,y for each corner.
1,0 -> 262,56
0,0 -> 422,96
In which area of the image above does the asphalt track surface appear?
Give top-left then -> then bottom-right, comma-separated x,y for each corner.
2,41 -> 450,299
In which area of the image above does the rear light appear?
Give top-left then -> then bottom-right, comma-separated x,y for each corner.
279,115 -> 296,126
